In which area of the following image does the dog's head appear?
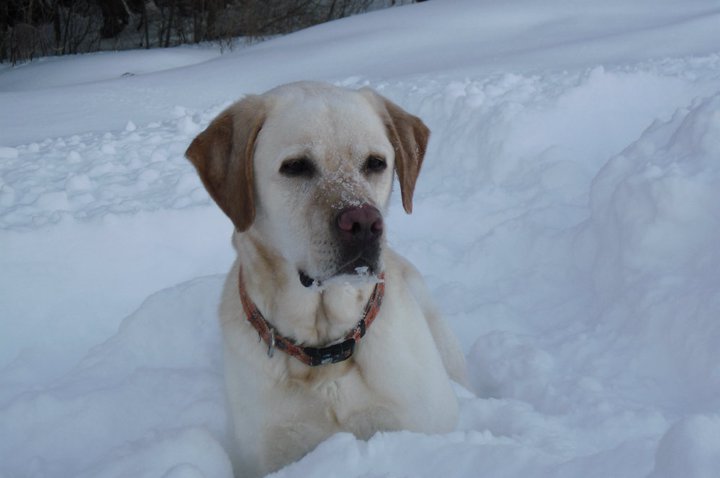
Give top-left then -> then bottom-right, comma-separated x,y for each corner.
186,82 -> 429,286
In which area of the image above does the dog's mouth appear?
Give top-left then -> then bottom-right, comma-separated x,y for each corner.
299,257 -> 379,288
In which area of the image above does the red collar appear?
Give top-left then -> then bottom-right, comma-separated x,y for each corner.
238,270 -> 385,367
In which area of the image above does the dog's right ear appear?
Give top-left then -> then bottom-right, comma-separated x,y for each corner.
185,96 -> 266,232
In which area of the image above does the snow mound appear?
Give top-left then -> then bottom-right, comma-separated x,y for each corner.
0,106 -> 227,229
75,428 -> 233,478
577,93 -> 720,411
0,277 -> 228,477
648,415 -> 720,478
267,430 -> 556,478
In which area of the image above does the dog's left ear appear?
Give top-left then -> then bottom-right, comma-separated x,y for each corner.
185,96 -> 266,231
363,89 -> 430,214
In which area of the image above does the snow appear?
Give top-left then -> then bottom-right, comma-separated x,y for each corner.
2,0 -> 720,476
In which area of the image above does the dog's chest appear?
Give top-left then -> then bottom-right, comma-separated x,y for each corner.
286,359 -> 380,420
287,359 -> 357,401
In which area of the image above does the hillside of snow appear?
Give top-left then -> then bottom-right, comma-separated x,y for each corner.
2,0 -> 720,477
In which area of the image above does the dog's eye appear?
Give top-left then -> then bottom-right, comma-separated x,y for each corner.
364,155 -> 387,174
280,158 -> 315,178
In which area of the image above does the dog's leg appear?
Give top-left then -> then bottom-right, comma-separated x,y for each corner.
393,252 -> 469,387
262,420 -> 335,473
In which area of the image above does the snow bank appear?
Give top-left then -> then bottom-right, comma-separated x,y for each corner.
2,0 -> 719,146
0,105 -> 222,229
578,93 -> 720,411
0,277 -> 229,477
648,415 -> 720,478
0,46 -> 221,92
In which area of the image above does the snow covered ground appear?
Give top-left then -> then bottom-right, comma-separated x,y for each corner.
2,0 -> 720,476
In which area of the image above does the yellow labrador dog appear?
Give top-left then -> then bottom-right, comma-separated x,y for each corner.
186,82 -> 466,477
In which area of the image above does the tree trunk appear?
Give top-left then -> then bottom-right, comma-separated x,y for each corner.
165,0 -> 175,47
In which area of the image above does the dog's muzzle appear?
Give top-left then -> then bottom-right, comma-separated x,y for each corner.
298,204 -> 384,288
334,204 -> 383,273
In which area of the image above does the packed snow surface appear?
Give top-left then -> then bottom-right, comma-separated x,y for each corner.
2,0 -> 720,477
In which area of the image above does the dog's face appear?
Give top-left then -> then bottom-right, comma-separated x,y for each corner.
252,86 -> 395,284
186,82 -> 429,286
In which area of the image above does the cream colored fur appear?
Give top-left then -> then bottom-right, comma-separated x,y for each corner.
186,82 -> 466,477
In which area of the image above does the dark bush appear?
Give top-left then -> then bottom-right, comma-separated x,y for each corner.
0,0 -> 414,65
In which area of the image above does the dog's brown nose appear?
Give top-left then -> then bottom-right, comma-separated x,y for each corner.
336,205 -> 383,242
